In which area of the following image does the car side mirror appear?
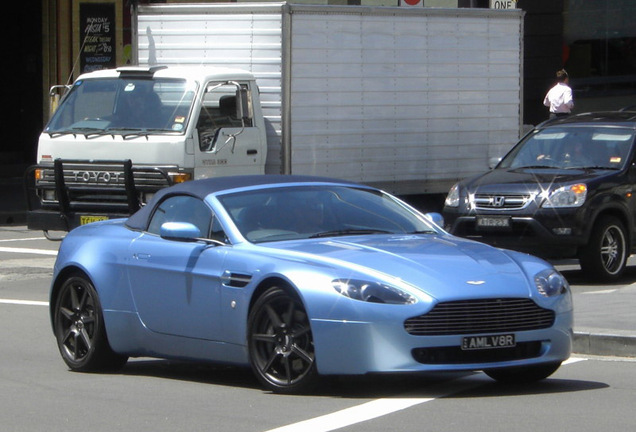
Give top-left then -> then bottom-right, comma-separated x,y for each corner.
488,157 -> 502,169
160,222 -> 201,242
424,212 -> 444,227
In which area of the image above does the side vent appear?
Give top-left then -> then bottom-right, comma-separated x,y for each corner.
221,270 -> 252,288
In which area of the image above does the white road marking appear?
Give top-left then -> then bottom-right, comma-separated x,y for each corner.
564,356 -> 587,365
0,246 -> 57,256
266,358 -> 589,432
0,299 -> 49,306
0,237 -> 47,242
581,289 -> 618,295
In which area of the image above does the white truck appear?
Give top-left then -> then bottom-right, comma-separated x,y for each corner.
26,2 -> 524,236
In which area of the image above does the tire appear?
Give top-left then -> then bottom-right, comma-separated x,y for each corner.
248,286 -> 317,393
52,274 -> 128,372
579,216 -> 628,282
484,362 -> 561,384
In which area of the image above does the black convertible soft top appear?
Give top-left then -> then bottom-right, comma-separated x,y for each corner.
125,174 -> 362,231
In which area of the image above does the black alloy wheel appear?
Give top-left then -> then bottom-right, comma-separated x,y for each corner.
248,286 -> 317,393
53,273 -> 128,372
579,216 -> 627,281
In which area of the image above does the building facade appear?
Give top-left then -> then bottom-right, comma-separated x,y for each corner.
3,0 -> 635,174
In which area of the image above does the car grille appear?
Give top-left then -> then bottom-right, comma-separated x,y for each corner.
412,341 -> 543,364
404,298 -> 555,336
472,193 -> 533,210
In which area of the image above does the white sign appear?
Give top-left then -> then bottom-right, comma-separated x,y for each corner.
490,0 -> 517,9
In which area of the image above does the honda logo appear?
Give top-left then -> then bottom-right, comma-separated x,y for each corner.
492,196 -> 506,207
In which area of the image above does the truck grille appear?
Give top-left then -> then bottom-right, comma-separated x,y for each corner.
34,160 -> 174,211
404,298 -> 555,336
472,193 -> 533,210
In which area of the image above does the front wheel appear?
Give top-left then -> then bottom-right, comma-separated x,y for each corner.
248,286 -> 317,393
484,362 -> 561,384
52,273 -> 128,372
579,216 -> 628,282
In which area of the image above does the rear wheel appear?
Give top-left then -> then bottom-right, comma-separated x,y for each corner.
53,274 -> 128,372
579,216 -> 627,281
248,286 -> 317,393
484,362 -> 561,384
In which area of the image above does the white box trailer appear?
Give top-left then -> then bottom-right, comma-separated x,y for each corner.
135,2 -> 524,195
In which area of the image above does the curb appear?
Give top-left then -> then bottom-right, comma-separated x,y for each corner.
573,330 -> 636,358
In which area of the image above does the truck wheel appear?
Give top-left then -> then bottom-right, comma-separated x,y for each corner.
53,273 -> 128,372
579,216 -> 628,281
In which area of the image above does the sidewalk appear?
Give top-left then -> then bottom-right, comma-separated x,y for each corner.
0,175 -> 634,358
570,279 -> 636,358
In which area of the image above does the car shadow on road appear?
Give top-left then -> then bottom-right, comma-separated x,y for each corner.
117,360 -> 608,398
119,359 -> 262,390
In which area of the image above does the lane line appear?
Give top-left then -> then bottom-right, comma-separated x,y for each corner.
0,246 -> 57,256
0,237 -> 47,242
0,299 -> 49,306
265,397 -> 434,432
266,358 -> 588,432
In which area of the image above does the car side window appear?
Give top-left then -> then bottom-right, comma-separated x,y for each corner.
147,195 -> 212,238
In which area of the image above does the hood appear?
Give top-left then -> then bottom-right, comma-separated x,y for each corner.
258,234 -> 534,301
464,167 -> 615,193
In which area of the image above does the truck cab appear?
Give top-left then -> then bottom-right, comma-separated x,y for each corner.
26,65 -> 266,237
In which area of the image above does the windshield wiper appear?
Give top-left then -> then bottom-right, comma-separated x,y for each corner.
309,229 -> 392,238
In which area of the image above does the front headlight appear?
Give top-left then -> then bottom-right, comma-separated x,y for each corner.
534,269 -> 569,297
444,183 -> 460,208
332,279 -> 417,304
541,184 -> 587,208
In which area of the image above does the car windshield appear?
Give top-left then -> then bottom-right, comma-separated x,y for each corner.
218,185 -> 437,243
45,77 -> 197,134
499,126 -> 636,170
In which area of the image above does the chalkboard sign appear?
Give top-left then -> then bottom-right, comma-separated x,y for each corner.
80,3 -> 116,73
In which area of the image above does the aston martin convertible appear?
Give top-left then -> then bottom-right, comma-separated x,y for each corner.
50,175 -> 573,393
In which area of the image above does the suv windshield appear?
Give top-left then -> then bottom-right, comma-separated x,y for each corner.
45,77 -> 197,134
499,126 -> 635,170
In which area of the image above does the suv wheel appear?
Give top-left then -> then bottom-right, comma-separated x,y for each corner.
579,216 -> 627,281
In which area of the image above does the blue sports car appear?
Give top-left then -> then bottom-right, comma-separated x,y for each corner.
50,175 -> 573,393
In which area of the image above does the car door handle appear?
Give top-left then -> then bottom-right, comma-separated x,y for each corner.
133,253 -> 151,260
247,149 -> 258,155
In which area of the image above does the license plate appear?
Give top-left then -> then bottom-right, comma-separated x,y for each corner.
462,334 -> 516,351
476,216 -> 511,229
80,215 -> 109,225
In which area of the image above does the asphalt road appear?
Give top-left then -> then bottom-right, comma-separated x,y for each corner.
1,225 -> 635,432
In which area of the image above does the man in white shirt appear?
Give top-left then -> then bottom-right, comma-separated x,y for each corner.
543,69 -> 574,118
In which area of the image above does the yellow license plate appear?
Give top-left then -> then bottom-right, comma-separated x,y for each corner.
80,215 -> 109,225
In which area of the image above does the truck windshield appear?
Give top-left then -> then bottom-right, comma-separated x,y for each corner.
45,77 -> 197,134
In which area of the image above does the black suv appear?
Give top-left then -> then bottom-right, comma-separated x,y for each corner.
443,111 -> 636,281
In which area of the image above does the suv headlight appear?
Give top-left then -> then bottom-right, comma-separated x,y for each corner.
445,183 -> 460,208
534,269 -> 569,297
332,279 -> 417,304
542,184 -> 587,208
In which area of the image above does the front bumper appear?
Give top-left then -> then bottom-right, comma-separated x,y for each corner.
443,208 -> 588,259
310,309 -> 573,375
